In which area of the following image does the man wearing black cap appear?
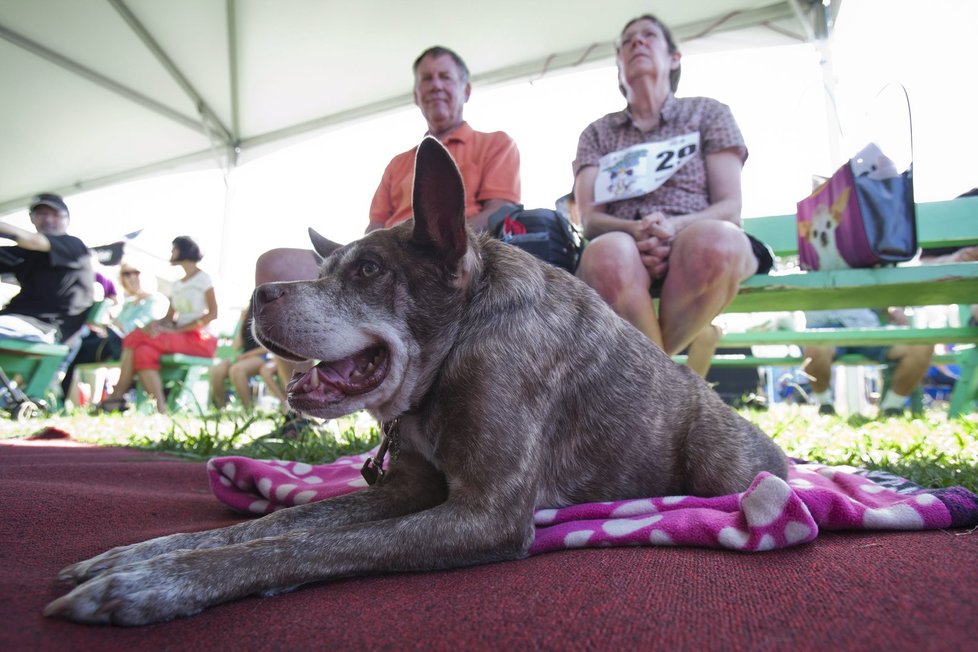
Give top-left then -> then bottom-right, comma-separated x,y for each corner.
0,193 -> 94,346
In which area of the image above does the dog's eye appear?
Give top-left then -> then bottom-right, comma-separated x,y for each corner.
358,260 -> 381,278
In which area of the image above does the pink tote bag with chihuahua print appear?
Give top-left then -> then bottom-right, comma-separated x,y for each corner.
796,146 -> 916,271
797,84 -> 917,271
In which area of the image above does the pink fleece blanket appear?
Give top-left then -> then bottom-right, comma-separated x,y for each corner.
207,451 -> 978,553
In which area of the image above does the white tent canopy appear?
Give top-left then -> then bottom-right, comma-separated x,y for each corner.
0,0 -> 838,215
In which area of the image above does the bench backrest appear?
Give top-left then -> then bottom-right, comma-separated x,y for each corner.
742,196 -> 978,257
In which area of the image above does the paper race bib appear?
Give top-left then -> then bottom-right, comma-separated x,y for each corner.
594,132 -> 700,204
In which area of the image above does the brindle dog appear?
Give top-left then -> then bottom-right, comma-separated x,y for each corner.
45,137 -> 786,625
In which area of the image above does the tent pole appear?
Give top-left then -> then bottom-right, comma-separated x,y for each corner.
790,0 -> 843,167
108,0 -> 235,147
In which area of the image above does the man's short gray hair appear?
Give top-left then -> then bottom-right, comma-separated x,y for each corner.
413,46 -> 470,84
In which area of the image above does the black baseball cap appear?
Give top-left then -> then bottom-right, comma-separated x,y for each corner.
29,193 -> 69,215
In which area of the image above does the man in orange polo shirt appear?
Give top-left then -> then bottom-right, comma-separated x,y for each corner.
257,45 -> 522,288
366,46 -> 521,233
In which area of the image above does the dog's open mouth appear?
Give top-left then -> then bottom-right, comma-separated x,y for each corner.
287,345 -> 390,407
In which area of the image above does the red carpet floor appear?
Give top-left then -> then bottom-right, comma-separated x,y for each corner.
2,439 -> 977,651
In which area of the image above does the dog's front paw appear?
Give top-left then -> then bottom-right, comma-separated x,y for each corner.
45,558 -> 203,626
57,543 -> 148,586
57,553 -> 116,586
57,533 -> 211,586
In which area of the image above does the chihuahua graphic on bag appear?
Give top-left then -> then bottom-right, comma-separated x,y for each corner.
45,138 -> 787,626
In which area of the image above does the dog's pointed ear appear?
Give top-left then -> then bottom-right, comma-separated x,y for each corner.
308,228 -> 342,260
412,136 -> 467,265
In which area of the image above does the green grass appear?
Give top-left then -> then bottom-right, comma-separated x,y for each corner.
0,405 -> 380,465
750,406 -> 978,492
2,404 -> 977,494
126,411 -> 381,464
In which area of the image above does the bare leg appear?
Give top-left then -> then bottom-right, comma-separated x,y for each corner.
259,359 -> 289,411
685,324 -> 722,378
103,348 -> 136,402
886,344 -> 934,395
229,357 -> 265,411
576,225 -> 757,377
802,345 -> 835,393
576,232 -> 663,348
136,369 -> 166,413
209,360 -> 231,408
658,222 -> 758,356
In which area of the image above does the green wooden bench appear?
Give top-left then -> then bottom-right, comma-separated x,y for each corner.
0,338 -> 69,402
704,196 -> 978,415
735,197 -> 978,313
949,347 -> 978,417
715,326 -> 978,348
676,350 -> 967,368
0,300 -> 114,410
74,353 -> 217,412
134,354 -> 217,412
70,319 -> 239,410
155,325 -> 240,411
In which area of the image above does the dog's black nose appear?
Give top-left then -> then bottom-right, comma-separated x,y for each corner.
254,283 -> 286,309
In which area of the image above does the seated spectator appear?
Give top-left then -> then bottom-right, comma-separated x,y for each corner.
113,263 -> 169,334
98,237 -> 218,413
803,308 -> 933,417
210,297 -> 285,412
64,261 -> 167,400
366,45 -> 520,233
571,15 -> 773,377
257,44 -> 520,280
0,193 -> 93,350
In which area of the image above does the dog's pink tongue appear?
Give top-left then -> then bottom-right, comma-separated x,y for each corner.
287,367 -> 345,401
286,349 -> 379,399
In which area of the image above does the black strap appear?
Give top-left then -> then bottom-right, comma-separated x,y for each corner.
485,202 -> 523,235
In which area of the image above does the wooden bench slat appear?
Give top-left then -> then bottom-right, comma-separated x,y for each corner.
673,352 -> 962,368
0,339 -> 70,401
0,339 -> 70,357
727,262 -> 978,313
916,198 -> 978,250
720,326 -> 978,347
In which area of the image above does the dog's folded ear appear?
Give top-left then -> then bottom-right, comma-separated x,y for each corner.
308,228 -> 342,260
411,136 -> 467,266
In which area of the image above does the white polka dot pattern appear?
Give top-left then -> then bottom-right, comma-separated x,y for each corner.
204,455 -> 959,554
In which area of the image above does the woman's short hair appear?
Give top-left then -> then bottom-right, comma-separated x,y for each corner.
172,236 -> 203,263
617,14 -> 682,95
